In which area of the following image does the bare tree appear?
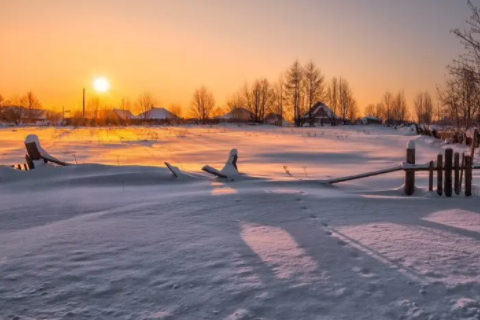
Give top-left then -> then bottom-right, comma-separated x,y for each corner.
20,91 -> 42,122
338,78 -> 356,122
168,104 -> 183,118
392,91 -> 409,122
327,77 -> 339,124
438,65 -> 480,129
224,93 -> 246,121
136,92 -> 157,122
88,97 -> 102,125
380,91 -> 394,124
272,74 -> 285,126
364,104 -> 376,117
303,61 -> 326,126
414,92 -> 434,124
190,86 -> 215,121
284,60 -> 304,126
242,79 -> 272,123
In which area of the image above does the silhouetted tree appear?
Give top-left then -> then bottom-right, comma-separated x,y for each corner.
303,61 -> 326,126
190,86 -> 215,121
136,92 -> 157,122
414,92 -> 434,124
20,91 -> 42,122
285,60 -> 304,126
168,104 -> 183,118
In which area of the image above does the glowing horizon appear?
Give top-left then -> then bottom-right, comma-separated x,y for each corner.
0,1 -> 470,115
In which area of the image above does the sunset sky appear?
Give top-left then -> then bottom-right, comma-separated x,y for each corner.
0,0 -> 471,114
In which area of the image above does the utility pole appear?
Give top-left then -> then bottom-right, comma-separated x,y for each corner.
82,88 -> 86,119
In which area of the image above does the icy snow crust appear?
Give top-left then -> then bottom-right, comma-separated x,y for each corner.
1,125 -> 480,319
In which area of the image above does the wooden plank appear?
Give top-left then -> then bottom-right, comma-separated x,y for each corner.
437,153 -> 443,196
404,141 -> 415,196
454,152 -> 460,195
445,148 -> 453,197
465,155 -> 472,197
429,161 -> 434,192
328,165 -> 402,184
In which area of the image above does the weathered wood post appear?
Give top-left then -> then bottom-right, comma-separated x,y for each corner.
17,164 -> 21,170
405,140 -> 415,196
429,161 -> 434,192
471,129 -> 478,160
437,153 -> 443,196
465,155 -> 472,197
454,152 -> 460,195
445,148 -> 453,197
460,153 -> 465,192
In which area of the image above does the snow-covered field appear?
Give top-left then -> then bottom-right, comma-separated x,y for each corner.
1,125 -> 480,320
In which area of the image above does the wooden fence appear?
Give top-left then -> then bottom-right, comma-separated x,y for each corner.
328,132 -> 479,197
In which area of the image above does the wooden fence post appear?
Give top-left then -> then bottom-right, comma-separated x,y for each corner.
437,153 -> 443,196
445,148 -> 453,197
429,161 -> 434,192
465,155 -> 472,197
405,140 -> 415,196
471,129 -> 478,161
454,152 -> 460,195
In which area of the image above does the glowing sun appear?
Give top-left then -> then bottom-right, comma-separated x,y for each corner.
93,77 -> 110,92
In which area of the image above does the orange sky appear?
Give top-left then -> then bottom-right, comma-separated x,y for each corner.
0,0 -> 469,115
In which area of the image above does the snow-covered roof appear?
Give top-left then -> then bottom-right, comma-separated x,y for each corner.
217,107 -> 253,119
302,102 -> 338,119
113,109 -> 135,120
137,108 -> 178,120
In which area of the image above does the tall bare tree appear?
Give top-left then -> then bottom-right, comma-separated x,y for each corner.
392,91 -> 409,122
380,91 -> 394,123
284,60 -> 304,126
327,77 -> 339,124
20,91 -> 42,122
303,61 -> 326,126
88,97 -> 102,125
190,86 -> 215,121
414,92 -> 434,124
168,104 -> 183,118
272,74 -> 285,126
338,78 -> 356,122
136,92 -> 157,122
242,79 -> 272,123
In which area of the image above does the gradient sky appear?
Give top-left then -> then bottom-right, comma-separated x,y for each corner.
0,0 -> 472,114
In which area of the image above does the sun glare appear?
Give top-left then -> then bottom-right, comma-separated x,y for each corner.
93,77 -> 110,93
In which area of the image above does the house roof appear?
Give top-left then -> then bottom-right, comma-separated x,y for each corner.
302,102 -> 338,119
113,109 -> 135,119
137,107 -> 178,120
217,107 -> 253,119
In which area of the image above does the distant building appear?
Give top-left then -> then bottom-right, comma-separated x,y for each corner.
360,116 -> 382,125
301,102 -> 338,124
265,113 -> 289,126
217,107 -> 253,122
112,109 -> 136,120
137,107 -> 179,120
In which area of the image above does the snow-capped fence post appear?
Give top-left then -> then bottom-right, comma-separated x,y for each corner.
454,152 -> 460,195
445,148 -> 453,197
404,140 -> 415,196
465,155 -> 472,197
428,161 -> 434,192
437,153 -> 443,196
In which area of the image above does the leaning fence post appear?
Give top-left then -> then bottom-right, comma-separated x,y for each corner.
471,129 -> 478,161
404,140 -> 415,196
465,155 -> 472,197
454,152 -> 460,195
429,161 -> 434,192
437,153 -> 443,196
445,148 -> 453,197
